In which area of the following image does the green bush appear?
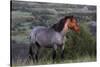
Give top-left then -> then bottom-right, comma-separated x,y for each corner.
64,23 -> 96,59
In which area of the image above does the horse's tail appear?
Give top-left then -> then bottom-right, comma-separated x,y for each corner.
27,27 -> 34,41
28,26 -> 37,44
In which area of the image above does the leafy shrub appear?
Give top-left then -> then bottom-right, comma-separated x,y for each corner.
64,23 -> 96,59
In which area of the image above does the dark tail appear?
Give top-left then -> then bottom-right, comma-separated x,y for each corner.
27,43 -> 34,63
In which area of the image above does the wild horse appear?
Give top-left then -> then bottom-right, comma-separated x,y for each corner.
28,16 -> 80,63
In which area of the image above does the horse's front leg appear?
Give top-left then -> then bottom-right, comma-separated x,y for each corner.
52,44 -> 57,63
61,45 -> 64,60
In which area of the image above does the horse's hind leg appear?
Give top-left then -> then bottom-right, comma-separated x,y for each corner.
52,45 -> 57,63
27,53 -> 35,63
28,43 -> 36,63
35,49 -> 39,62
35,42 -> 40,63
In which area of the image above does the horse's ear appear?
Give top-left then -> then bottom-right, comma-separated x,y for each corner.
70,18 -> 73,22
70,16 -> 76,22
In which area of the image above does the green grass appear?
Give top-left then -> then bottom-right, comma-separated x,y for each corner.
11,5 -> 96,66
12,55 -> 96,66
11,22 -> 96,66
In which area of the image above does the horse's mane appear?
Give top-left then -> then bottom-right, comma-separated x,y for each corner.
51,16 -> 74,32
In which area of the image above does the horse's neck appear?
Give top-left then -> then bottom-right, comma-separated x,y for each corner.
60,22 -> 69,36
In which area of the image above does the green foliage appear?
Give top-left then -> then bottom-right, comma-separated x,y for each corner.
11,1 -> 96,65
64,23 -> 96,59
11,11 -> 96,65
11,23 -> 96,66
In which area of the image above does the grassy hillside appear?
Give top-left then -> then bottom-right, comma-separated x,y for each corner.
11,1 -> 96,66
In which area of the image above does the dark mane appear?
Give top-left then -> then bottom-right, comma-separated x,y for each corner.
51,16 -> 74,32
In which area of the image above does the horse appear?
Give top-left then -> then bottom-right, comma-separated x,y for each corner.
28,16 -> 80,63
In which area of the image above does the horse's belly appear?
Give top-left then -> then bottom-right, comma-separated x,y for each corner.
37,40 -> 53,48
38,39 -> 51,45
36,34 -> 53,47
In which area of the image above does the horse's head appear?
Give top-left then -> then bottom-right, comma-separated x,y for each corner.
66,16 -> 80,32
51,16 -> 80,33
